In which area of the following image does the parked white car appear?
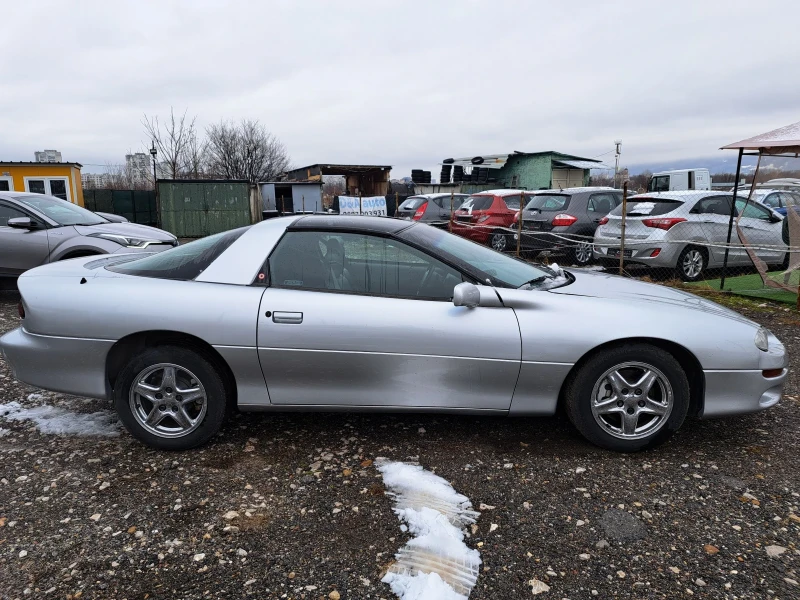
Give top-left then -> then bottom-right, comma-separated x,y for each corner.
593,191 -> 787,281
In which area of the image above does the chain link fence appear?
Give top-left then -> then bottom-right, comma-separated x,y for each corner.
400,185 -> 800,306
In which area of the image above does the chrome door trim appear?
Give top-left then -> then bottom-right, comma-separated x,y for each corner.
256,346 -> 531,363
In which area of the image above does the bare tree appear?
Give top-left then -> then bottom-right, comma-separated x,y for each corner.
143,108 -> 198,179
205,119 -> 290,184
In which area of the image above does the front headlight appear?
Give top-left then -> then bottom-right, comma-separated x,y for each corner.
89,233 -> 160,248
755,327 -> 769,352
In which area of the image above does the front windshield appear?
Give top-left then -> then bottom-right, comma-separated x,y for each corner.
399,224 -> 558,289
15,194 -> 107,226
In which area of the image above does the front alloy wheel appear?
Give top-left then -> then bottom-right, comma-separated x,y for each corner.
590,362 -> 673,440
491,231 -> 508,252
564,343 -> 689,452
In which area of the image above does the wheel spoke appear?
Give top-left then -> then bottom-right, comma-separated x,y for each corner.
160,366 -> 176,392
593,397 -> 622,414
178,388 -> 205,404
621,411 -> 639,435
633,370 -> 658,396
642,398 -> 668,416
172,406 -> 194,430
605,370 -> 631,395
134,381 -> 160,400
145,408 -> 166,427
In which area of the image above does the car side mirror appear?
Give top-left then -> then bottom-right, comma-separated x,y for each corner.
7,217 -> 36,229
453,282 -> 481,308
771,214 -> 782,223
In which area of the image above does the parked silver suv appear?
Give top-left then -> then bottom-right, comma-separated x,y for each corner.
0,192 -> 177,287
593,191 -> 787,281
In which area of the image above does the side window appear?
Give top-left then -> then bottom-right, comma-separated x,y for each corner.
736,199 -> 771,221
587,193 -> 615,214
502,195 -> 522,210
696,196 -> 732,216
0,203 -> 27,227
268,231 -> 464,300
761,194 -> 781,209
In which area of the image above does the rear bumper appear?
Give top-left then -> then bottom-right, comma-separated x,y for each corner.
513,230 -> 581,251
593,237 -> 682,267
0,327 -> 113,399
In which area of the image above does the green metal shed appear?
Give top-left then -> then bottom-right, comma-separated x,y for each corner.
157,180 -> 252,238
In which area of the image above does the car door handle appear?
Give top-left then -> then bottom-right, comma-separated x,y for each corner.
272,311 -> 303,324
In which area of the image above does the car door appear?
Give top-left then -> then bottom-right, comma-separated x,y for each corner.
693,195 -> 746,265
257,229 -> 522,409
0,201 -> 51,278
735,198 -> 785,264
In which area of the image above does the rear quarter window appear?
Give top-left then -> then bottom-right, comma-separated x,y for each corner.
107,227 -> 247,280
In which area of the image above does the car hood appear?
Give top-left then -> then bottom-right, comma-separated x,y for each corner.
546,268 -> 756,325
73,222 -> 176,242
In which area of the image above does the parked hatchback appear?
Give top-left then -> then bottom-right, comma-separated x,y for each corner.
396,193 -> 468,226
593,191 -> 787,281
512,187 -> 622,266
450,190 -> 524,252
751,189 -> 800,216
0,192 -> 177,287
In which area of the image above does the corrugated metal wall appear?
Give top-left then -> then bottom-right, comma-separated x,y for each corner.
82,189 -> 157,226
158,181 -> 251,238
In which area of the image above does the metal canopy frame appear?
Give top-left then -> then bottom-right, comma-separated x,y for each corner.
719,120 -> 800,294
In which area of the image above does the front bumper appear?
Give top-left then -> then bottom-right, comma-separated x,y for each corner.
0,327 -> 114,399
111,242 -> 176,254
701,332 -> 788,417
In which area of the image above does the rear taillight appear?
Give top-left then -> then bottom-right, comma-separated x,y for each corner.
551,214 -> 578,227
642,217 -> 686,230
598,216 -> 609,225
18,301 -> 25,319
650,248 -> 661,257
412,202 -> 428,221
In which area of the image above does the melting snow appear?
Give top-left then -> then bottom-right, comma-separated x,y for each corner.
0,402 -> 120,437
378,460 -> 481,600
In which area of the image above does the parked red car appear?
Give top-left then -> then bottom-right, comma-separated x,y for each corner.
450,190 -> 526,252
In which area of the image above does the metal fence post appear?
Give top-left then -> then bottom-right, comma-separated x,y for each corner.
359,192 -> 362,215
395,191 -> 400,217
302,195 -> 305,213
619,181 -> 628,276
720,148 -> 744,290
516,193 -> 523,257
449,191 -> 454,234
280,195 -> 285,214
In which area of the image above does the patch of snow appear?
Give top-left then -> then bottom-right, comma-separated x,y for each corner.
0,402 -> 120,437
377,460 -> 481,600
0,427 -> 9,437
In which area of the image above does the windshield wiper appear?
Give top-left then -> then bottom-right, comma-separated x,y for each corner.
517,275 -> 552,289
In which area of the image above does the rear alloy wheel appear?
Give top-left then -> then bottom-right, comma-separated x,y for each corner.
114,346 -> 227,450
564,344 -> 689,452
571,241 -> 594,266
677,246 -> 706,282
490,231 -> 508,252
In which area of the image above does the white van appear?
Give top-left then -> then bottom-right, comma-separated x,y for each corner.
648,168 -> 711,192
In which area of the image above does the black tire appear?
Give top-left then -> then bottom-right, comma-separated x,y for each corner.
114,345 -> 228,450
471,156 -> 484,165
676,245 -> 707,282
564,343 -> 689,452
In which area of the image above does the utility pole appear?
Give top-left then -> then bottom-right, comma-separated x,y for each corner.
614,140 -> 622,189
150,141 -> 160,228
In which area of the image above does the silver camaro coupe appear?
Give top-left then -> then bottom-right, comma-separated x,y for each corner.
0,216 -> 787,452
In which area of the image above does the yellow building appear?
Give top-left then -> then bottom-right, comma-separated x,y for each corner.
0,162 -> 84,207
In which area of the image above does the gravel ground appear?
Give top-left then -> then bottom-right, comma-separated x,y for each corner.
0,288 -> 798,600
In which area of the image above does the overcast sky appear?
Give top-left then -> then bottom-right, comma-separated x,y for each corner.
2,0 -> 798,177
